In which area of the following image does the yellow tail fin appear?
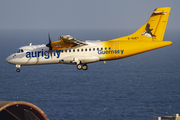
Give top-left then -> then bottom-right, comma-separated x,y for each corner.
111,7 -> 171,41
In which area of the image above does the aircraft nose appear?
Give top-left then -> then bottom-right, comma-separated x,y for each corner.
6,56 -> 11,63
5,55 -> 14,64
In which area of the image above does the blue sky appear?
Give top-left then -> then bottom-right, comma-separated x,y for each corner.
0,0 -> 179,29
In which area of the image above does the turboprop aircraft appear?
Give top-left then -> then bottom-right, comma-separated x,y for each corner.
6,7 -> 172,72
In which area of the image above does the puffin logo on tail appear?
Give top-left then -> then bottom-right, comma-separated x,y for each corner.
142,23 -> 156,38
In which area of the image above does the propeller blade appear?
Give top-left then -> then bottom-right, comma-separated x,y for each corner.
46,33 -> 52,58
48,33 -> 51,43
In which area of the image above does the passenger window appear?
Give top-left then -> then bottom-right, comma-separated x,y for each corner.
101,48 -> 103,50
105,47 -> 107,50
85,49 -> 87,51
97,48 -> 99,51
89,48 -> 91,51
65,50 -> 67,52
81,49 -> 83,52
57,50 -> 60,53
77,49 -> 79,52
69,50 -> 71,52
109,47 -> 111,50
21,49 -> 24,52
93,48 -> 95,51
61,50 -> 63,53
73,49 -> 75,52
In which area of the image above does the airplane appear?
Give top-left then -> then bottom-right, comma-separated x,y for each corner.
6,7 -> 172,72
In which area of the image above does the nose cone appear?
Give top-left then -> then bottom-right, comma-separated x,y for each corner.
6,56 -> 11,63
6,54 -> 15,64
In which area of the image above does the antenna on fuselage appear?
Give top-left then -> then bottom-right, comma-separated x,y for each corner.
29,43 -> 32,46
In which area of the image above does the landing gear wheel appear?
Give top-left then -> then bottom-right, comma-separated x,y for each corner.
16,68 -> 20,72
77,64 -> 82,70
82,64 -> 88,70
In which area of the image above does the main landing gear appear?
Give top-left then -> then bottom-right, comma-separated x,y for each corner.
77,64 -> 88,70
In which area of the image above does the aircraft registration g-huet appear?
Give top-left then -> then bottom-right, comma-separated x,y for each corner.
6,7 -> 172,72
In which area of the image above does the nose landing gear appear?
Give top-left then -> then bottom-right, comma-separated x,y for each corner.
16,68 -> 20,72
16,65 -> 21,72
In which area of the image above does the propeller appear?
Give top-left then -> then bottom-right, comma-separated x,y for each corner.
46,33 -> 52,58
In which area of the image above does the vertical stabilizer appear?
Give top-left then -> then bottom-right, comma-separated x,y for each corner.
111,7 -> 171,41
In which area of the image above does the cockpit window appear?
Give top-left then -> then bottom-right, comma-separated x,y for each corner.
16,49 -> 20,53
16,49 -> 24,53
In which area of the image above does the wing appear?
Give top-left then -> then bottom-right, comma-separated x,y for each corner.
50,35 -> 87,50
60,35 -> 87,45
